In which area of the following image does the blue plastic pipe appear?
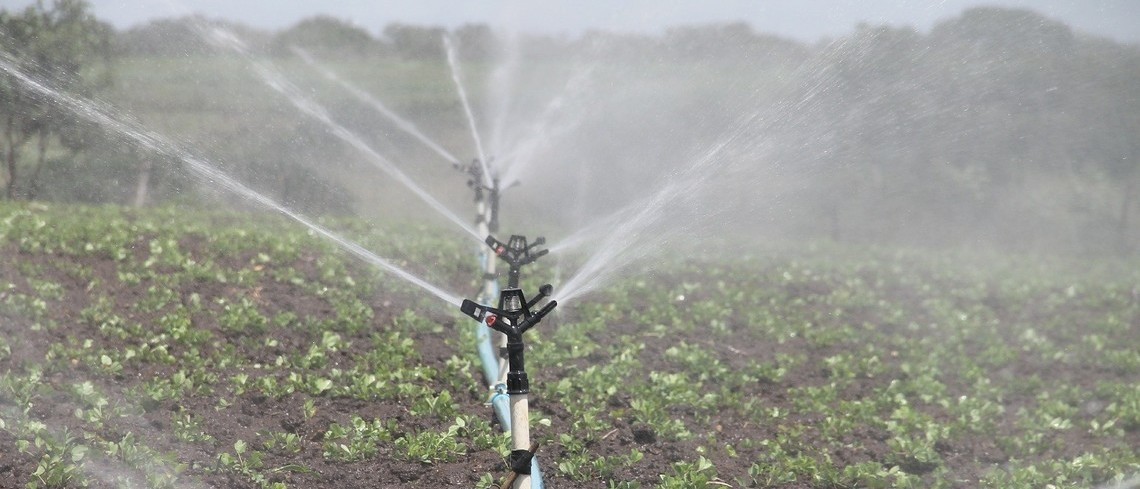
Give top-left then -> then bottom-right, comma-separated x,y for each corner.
475,321 -> 499,385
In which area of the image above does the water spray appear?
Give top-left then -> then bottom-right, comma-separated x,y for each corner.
459,235 -> 556,489
0,52 -> 464,308
292,46 -> 463,167
200,26 -> 484,243
444,35 -> 493,189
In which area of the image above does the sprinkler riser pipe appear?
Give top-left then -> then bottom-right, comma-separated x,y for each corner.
489,177 -> 501,234
510,394 -> 532,489
458,278 -> 554,489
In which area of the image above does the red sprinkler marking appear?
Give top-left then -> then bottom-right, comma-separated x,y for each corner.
496,246 -> 506,255
485,314 -> 497,327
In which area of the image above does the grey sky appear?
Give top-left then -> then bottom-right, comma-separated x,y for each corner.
1,0 -> 1137,44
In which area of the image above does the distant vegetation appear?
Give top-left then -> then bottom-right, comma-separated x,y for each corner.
0,1 -> 1138,255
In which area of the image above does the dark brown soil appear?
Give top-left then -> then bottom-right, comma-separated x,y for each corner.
1,215 -> 1138,488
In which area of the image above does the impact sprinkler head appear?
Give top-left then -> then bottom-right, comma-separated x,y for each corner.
458,283 -> 557,395
457,159 -> 487,200
487,234 -> 547,265
486,234 -> 549,288
457,157 -> 497,191
460,158 -> 501,232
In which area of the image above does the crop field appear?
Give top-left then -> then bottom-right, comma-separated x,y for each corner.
1,202 -> 1138,488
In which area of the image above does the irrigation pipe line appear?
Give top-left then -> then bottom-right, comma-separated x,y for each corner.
465,234 -> 554,489
468,166 -> 507,386
461,282 -> 556,489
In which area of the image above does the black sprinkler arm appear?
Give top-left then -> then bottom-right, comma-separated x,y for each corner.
459,299 -> 492,323
517,300 -> 557,336
526,284 -> 554,310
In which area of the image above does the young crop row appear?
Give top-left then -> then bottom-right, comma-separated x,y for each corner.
530,244 -> 1140,486
0,203 -> 505,487
1,202 -> 1139,487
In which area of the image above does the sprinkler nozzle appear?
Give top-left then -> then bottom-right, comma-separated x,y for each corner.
527,284 -> 553,310
460,299 -> 488,321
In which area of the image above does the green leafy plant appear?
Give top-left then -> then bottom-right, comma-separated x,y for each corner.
322,416 -> 394,462
395,428 -> 465,464
659,456 -> 718,488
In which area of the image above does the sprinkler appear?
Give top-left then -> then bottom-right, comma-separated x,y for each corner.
486,234 -> 548,289
483,234 -> 549,384
458,158 -> 501,234
462,233 -> 553,488
461,159 -> 510,388
460,283 -> 557,489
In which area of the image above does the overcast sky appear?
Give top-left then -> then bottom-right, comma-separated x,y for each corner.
1,0 -> 1137,44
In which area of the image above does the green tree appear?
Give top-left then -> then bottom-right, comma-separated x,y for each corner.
114,16 -> 271,57
452,23 -> 494,60
0,0 -> 112,200
791,24 -> 927,242
382,23 -> 446,60
1070,39 -> 1140,253
661,22 -> 757,60
272,15 -> 382,57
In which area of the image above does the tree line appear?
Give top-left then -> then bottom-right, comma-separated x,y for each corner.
771,9 -> 1140,254
1,1 -> 1137,254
